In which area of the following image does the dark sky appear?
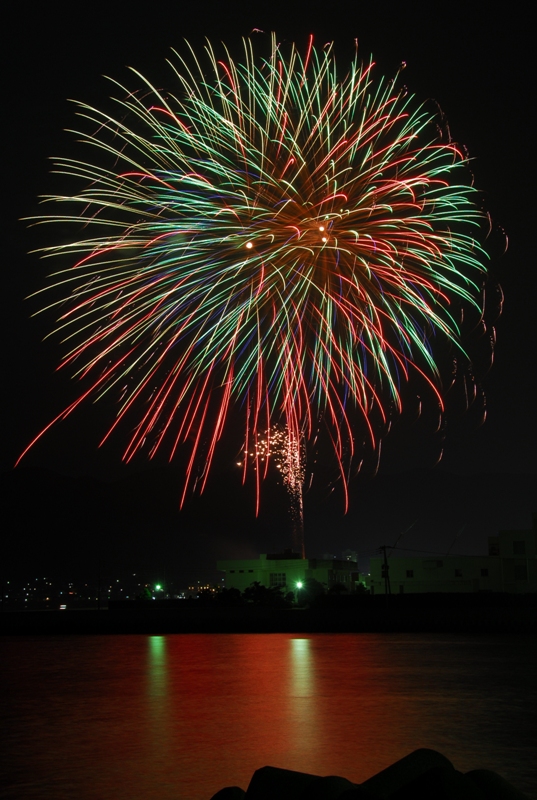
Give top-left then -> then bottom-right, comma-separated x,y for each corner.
3,3 -> 535,583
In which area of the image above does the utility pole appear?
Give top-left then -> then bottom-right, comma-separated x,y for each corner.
380,545 -> 391,604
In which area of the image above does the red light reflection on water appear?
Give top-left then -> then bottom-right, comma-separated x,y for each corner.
142,634 -> 414,796
3,633 -> 535,800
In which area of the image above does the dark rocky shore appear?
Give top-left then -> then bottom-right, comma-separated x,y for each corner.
209,749 -> 530,799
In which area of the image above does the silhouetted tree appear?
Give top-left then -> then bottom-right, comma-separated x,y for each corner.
299,578 -> 325,606
215,587 -> 244,606
136,586 -> 152,601
198,588 -> 216,605
243,582 -> 291,607
328,582 -> 348,595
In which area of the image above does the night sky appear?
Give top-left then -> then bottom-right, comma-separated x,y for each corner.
3,3 -> 534,586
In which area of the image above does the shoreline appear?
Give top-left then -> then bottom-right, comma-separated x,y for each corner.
2,594 -> 536,635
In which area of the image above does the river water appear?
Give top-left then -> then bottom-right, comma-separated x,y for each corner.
1,633 -> 535,798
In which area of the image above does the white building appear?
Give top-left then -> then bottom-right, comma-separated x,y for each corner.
217,550 -> 359,593
367,515 -> 536,595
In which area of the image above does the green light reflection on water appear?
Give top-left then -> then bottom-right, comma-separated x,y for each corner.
289,637 -> 319,754
146,634 -> 172,762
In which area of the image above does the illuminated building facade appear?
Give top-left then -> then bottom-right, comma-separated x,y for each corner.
217,550 -> 359,594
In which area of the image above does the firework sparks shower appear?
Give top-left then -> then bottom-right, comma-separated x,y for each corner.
19,33 -> 490,537
238,424 -> 306,555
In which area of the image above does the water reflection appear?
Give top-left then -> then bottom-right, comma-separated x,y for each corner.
290,638 -> 313,697
147,635 -> 168,702
146,635 -> 171,763
1,633 -> 535,800
288,638 -> 317,756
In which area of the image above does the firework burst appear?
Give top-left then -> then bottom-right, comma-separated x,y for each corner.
20,33 -> 489,521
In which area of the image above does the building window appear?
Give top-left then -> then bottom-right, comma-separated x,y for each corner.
229,570 -> 235,574
248,570 -> 253,573
406,570 -> 414,578
270,572 -> 286,587
514,564 -> 528,581
481,568 -> 489,577
513,541 -> 526,556
239,570 -> 244,573
455,569 -> 462,577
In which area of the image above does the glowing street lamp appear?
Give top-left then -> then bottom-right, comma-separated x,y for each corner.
152,583 -> 164,599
